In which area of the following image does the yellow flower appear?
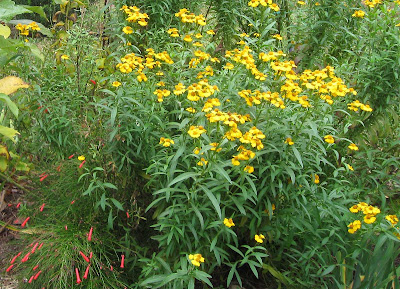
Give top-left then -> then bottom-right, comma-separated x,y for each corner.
112,81 -> 121,87
61,54 -> 69,60
186,107 -> 196,113
364,214 -> 376,224
197,157 -> 208,166
210,142 -> 222,152
315,2 -> 320,5
78,155 -> 85,161
348,143 -> 359,151
188,126 -> 206,138
396,23 -> 400,27
348,220 -> 361,234
159,137 -> 174,147
122,26 -> 134,34
206,30 -> 215,35
385,215 -> 399,226
297,1 -> 306,4
188,253 -> 205,267
285,137 -> 294,145
193,42 -> 203,47
273,34 -> 283,40
224,63 -> 234,70
349,205 -> 359,213
193,147 -> 200,155
183,34 -> 193,42
244,165 -> 254,174
223,218 -> 235,228
156,81 -> 165,87
347,164 -> 354,171
314,174 -> 320,184
324,135 -> 334,144
352,10 -> 365,18
255,234 -> 265,243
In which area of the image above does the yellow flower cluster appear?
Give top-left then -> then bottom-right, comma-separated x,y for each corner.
348,143 -> 359,151
348,220 -> 361,234
167,28 -> 180,37
174,83 -> 186,95
352,10 -> 366,18
347,100 -> 373,112
254,234 -> 265,243
188,126 -> 207,138
348,202 -> 381,233
202,98 -> 221,112
285,137 -> 294,145
186,79 -> 219,101
238,89 -> 285,108
248,0 -> 280,11
206,109 -> 251,127
159,137 -> 174,147
239,127 -> 266,150
175,8 -> 206,26
385,215 -> 399,226
210,142 -> 222,152
225,46 -> 267,81
197,66 -> 214,79
154,89 -> 171,102
231,146 -> 256,166
271,60 -> 297,73
364,0 -> 382,7
224,218 -> 235,228
120,5 -> 148,26
116,49 -> 173,82
259,51 -> 286,62
15,22 -> 40,36
244,165 -> 255,173
197,157 -> 208,166
188,253 -> 205,266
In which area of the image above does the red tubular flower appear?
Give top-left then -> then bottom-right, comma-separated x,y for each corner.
16,202 -> 21,208
39,172 -> 46,177
79,160 -> 86,168
40,174 -> 49,182
34,270 -> 42,280
88,227 -> 93,241
21,217 -> 30,227
39,203 -> 45,212
79,251 -> 90,263
38,243 -> 44,250
89,252 -> 93,259
6,264 -> 14,272
120,254 -> 125,268
126,211 -> 130,218
83,265 -> 90,279
65,225 -> 68,230
68,154 -> 75,159
31,242 -> 39,253
21,252 -> 31,262
71,200 -> 75,205
10,252 -> 21,264
75,268 -> 82,284
56,164 -> 62,172
90,79 -> 97,85
28,275 -> 34,283
110,265 -> 113,271
33,264 -> 39,271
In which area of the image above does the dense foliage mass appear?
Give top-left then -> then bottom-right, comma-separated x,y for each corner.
1,0 -> 400,288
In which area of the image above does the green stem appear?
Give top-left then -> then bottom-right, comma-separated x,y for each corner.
0,172 -> 29,192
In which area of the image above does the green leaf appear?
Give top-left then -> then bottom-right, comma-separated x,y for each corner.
0,24 -> 11,39
110,198 -> 124,211
200,185 -> 221,219
15,161 -> 30,172
107,209 -> 113,229
292,146 -> 303,168
321,265 -> 335,276
193,270 -> 213,287
0,93 -> 18,117
0,0 -> 32,22
0,125 -> 19,142
168,172 -> 199,187
24,42 -> 44,62
21,6 -> 48,20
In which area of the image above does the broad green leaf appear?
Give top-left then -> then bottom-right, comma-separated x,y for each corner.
0,93 -> 18,117
24,42 -> 44,62
15,161 -> 30,172
0,125 -> 19,142
53,0 -> 69,4
0,76 -> 29,95
168,172 -> 199,187
21,6 -> 48,20
110,198 -> 124,211
0,24 -> 11,39
0,0 -> 32,22
200,185 -> 221,218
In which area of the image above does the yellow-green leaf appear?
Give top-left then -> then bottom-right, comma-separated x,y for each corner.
0,156 -> 8,172
0,24 -> 11,39
0,125 -> 19,142
0,76 -> 29,95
